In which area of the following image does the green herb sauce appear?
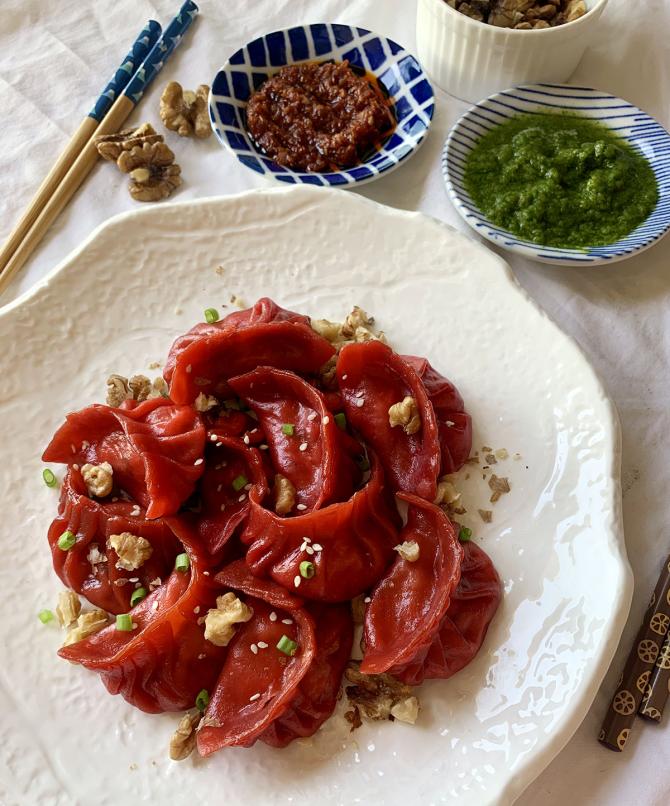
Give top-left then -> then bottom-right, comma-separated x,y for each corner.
463,113 -> 658,248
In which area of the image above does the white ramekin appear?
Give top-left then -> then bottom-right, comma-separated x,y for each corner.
416,0 -> 609,102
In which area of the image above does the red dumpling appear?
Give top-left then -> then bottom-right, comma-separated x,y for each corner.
241,459 -> 399,602
229,367 -> 358,513
188,435 -> 269,558
42,398 -> 206,518
403,355 -> 472,474
336,341 -> 440,501
166,321 -> 334,405
163,298 -> 310,385
48,469 -> 182,614
389,541 -> 502,685
261,602 -> 353,747
59,525 -> 228,713
360,494 -> 463,674
197,562 -> 316,754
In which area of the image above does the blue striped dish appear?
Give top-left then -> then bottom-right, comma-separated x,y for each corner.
209,24 -> 435,187
443,84 -> 670,266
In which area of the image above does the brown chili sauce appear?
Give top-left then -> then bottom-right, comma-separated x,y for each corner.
245,60 -> 396,173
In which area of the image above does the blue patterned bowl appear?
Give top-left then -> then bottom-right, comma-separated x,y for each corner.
443,84 -> 670,266
209,24 -> 435,187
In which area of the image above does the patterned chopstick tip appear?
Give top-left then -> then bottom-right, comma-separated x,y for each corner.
599,554 -> 670,750
89,20 -> 162,121
639,615 -> 670,722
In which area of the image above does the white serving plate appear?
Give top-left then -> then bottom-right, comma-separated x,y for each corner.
0,187 -> 631,806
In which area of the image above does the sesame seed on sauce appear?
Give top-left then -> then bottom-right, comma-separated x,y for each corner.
282,618 -> 293,625
216,441 -> 222,447
250,644 -> 258,654
269,611 -> 277,622
307,411 -> 317,422
312,543 -> 323,552
296,504 -> 307,511
194,458 -> 204,466
299,442 -> 308,452
193,606 -> 200,614
249,692 -> 261,702
342,374 -> 348,380
364,596 -> 371,603
294,575 -> 301,588
322,416 -> 330,425
210,434 -> 218,442
220,503 -> 226,511
238,493 -> 247,503
257,641 -> 268,649
355,398 -> 365,408
244,483 -> 252,491
259,444 -> 269,450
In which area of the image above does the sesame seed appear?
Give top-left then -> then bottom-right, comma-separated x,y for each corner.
342,374 -> 348,380
186,364 -> 192,374
194,458 -> 204,466
129,577 -> 139,583
307,411 -> 317,421
238,493 -> 247,502
210,434 -> 218,442
193,606 -> 200,614
294,575 -> 301,588
355,398 -> 365,408
220,502 -> 226,511
296,504 -> 307,511
446,420 -> 455,427
302,536 -> 312,543
305,546 -> 315,555
216,441 -> 222,447
249,693 -> 261,702
197,616 -> 205,625
312,543 -> 323,552
260,444 -> 269,450
322,416 -> 330,425
217,483 -> 222,492
244,483 -> 252,491
72,464 -> 80,471
243,435 -> 250,445
70,444 -> 76,454
203,570 -> 210,576
364,596 -> 371,603
250,644 -> 258,654
257,641 -> 268,649
198,653 -> 206,660
282,618 -> 293,625
299,442 -> 308,452
269,611 -> 277,622
249,428 -> 258,434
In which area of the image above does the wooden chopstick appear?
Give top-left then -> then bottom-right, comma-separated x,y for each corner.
0,1 -> 200,299
0,21 -> 161,277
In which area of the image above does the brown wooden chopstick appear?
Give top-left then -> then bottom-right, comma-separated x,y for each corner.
639,630 -> 670,721
599,554 -> 670,750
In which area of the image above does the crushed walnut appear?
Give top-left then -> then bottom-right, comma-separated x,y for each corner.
344,704 -> 363,732
312,305 -> 386,354
56,590 -> 81,628
62,610 -> 108,646
204,592 -> 253,647
87,543 -> 107,566
478,509 -> 493,523
95,122 -> 163,161
106,373 -> 167,406
394,540 -> 420,562
434,478 -> 461,506
81,462 -> 113,498
488,474 -> 511,503
108,532 -> 153,571
447,0 -> 587,29
388,396 -> 421,436
160,81 -> 211,139
194,392 -> 219,412
274,474 -> 296,516
344,662 -> 419,724
169,711 -> 202,761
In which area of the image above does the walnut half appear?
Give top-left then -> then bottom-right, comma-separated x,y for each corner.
117,141 -> 182,202
344,662 -> 419,723
204,593 -> 253,647
160,81 -> 211,139
388,396 -> 421,435
169,711 -> 202,761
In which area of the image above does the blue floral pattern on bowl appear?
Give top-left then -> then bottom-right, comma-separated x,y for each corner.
209,24 -> 435,187
443,84 -> 670,266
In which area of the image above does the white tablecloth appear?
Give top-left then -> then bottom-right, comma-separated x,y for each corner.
1,0 -> 669,803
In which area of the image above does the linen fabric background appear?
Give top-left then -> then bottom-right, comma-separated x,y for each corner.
1,1 -> 668,803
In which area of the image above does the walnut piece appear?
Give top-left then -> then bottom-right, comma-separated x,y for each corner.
108,532 -> 153,571
87,543 -> 107,565
478,509 -> 493,523
106,373 -> 167,406
160,81 -> 212,139
62,610 -> 108,646
344,662 -> 417,722
81,462 -> 113,498
488,474 -> 511,503
388,396 -> 421,435
117,141 -> 182,202
434,478 -> 461,506
106,374 -> 132,406
194,392 -> 219,412
390,696 -> 420,725
274,474 -> 296,516
394,540 -> 420,562
169,711 -> 202,761
204,592 -> 253,647
341,306 -> 373,339
56,590 -> 81,628
311,318 -> 342,342
95,123 -> 162,161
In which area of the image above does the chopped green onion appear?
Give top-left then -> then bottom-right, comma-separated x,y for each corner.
458,526 -> 472,543
355,454 -> 370,472
130,587 -> 147,607
42,468 -> 57,488
204,307 -> 220,324
299,561 -> 315,579
334,412 -> 347,430
175,552 -> 190,572
232,474 -> 248,492
38,609 -> 54,624
223,398 -> 242,411
195,688 -> 209,712
276,634 -> 298,656
57,530 -> 76,551
281,423 -> 295,436
116,613 -> 133,631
